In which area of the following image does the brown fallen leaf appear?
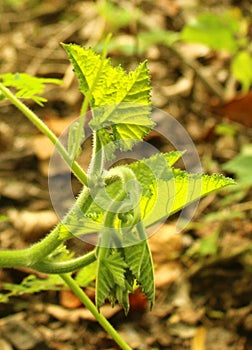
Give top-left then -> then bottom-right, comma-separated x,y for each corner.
205,327 -> 236,350
32,135 -> 54,161
149,223 -> 183,264
46,303 -> 121,322
45,115 -> 77,136
191,326 -> 206,350
0,179 -> 42,201
0,313 -> 44,350
59,289 -> 83,309
0,338 -> 13,350
212,92 -> 252,127
0,121 -> 14,151
7,209 -> 58,242
154,262 -> 183,288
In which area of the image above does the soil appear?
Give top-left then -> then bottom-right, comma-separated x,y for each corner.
0,1 -> 252,349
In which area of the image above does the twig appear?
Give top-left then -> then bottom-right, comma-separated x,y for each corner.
26,18 -> 85,76
169,44 -> 225,101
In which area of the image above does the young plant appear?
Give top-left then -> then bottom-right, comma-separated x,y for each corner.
0,40 -> 235,349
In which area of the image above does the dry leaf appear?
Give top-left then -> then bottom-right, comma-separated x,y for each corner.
45,115 -> 77,136
46,303 -> 121,322
212,92 -> 252,127
191,326 -> 206,350
59,290 -> 83,309
8,209 -> 58,242
154,262 -> 182,288
149,224 -> 183,264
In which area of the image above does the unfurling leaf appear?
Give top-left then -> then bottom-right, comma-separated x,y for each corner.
62,44 -> 154,159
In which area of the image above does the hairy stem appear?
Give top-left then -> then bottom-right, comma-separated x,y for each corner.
0,185 -> 96,270
88,130 -> 104,177
60,274 -> 132,350
0,226 -> 66,268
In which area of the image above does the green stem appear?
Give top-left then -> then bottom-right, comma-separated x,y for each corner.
0,185 -> 96,270
60,274 -> 132,350
0,249 -> 31,268
0,82 -> 88,186
33,250 -> 96,274
98,166 -> 139,251
88,130 -> 104,177
75,33 -> 112,158
0,225 -> 66,268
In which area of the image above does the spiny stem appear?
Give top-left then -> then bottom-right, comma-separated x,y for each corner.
0,225 -> 67,268
60,274 -> 132,350
0,179 -> 95,270
0,82 -> 88,186
88,130 -> 104,177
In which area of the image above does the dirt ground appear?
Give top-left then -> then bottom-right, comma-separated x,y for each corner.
0,0 -> 252,349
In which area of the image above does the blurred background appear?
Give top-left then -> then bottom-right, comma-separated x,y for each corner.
0,1 -> 252,349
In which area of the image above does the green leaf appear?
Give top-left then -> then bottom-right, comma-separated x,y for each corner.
121,153 -> 235,227
187,230 -> 219,257
60,205 -> 103,239
143,170 -> 236,228
0,215 -> 8,222
231,51 -> 252,92
95,240 -> 154,312
75,261 -> 97,287
128,151 -> 182,198
0,274 -> 64,303
138,30 -> 180,53
62,44 -> 154,158
181,13 -> 240,53
62,44 -> 121,107
67,151 -> 234,237
0,73 -> 62,106
124,239 -> 154,307
96,0 -> 133,31
68,120 -> 85,161
223,144 -> 252,185
96,249 -> 128,310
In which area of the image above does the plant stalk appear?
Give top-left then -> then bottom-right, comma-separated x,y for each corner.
0,82 -> 88,186
33,250 -> 96,274
0,226 -> 66,268
60,274 -> 132,350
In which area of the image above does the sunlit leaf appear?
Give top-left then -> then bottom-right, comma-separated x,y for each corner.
231,51 -> 252,92
223,144 -> 252,185
62,44 -> 154,159
68,120 -> 85,161
66,152 -> 235,238
0,73 -> 62,106
181,13 -> 240,53
75,261 -> 97,287
142,169 -> 236,228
